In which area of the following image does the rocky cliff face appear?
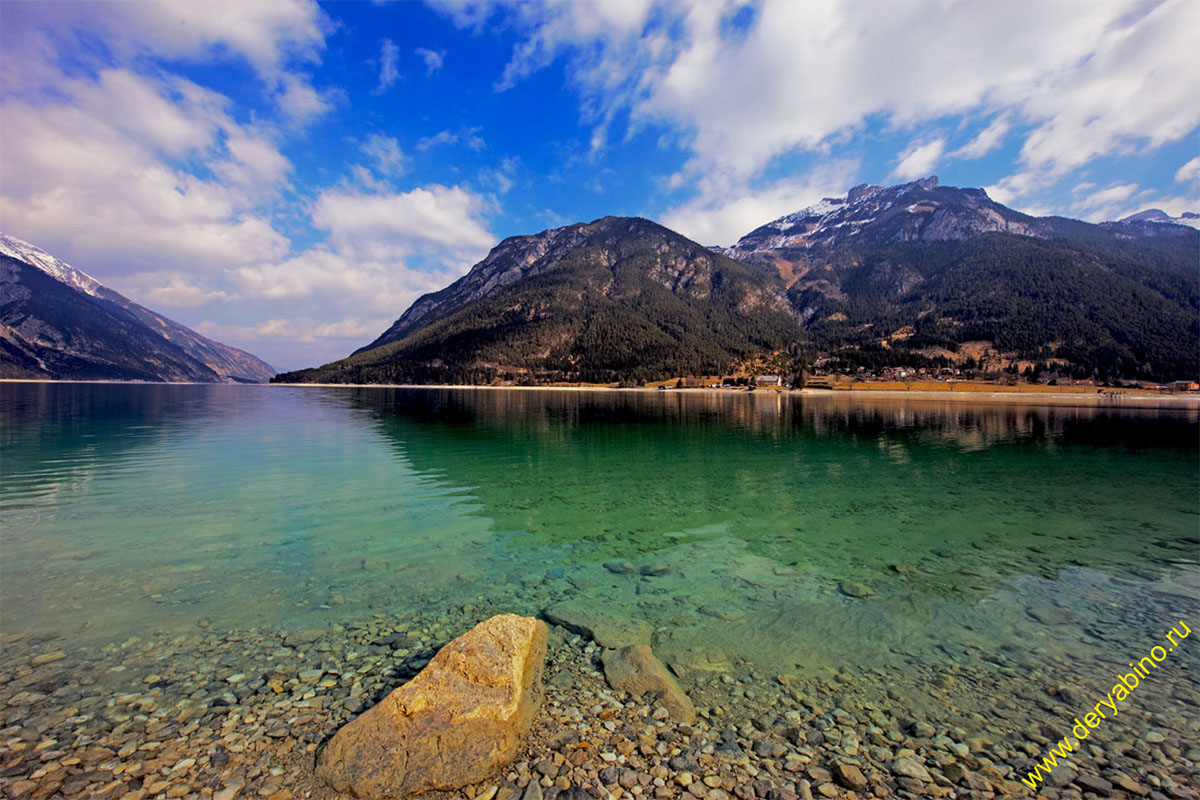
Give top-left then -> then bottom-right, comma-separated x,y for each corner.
0,234 -> 274,382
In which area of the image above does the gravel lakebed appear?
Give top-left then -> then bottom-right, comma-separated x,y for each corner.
2,574 -> 1198,800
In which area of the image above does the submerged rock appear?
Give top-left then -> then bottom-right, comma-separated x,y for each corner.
839,581 -> 874,598
543,602 -> 652,648
283,629 -> 324,647
699,604 -> 744,621
1027,605 -> 1077,625
601,644 -> 696,723
664,647 -> 732,680
316,613 -> 548,798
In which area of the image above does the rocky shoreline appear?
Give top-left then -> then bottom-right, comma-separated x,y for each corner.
3,595 -> 1198,800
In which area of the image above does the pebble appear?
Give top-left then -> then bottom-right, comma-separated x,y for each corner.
1075,774 -> 1114,796
6,691 -> 47,707
298,669 -> 324,684
31,651 -> 67,666
891,756 -> 932,782
832,762 -> 867,791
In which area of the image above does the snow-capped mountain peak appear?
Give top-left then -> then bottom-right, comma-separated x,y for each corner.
1118,209 -> 1200,230
769,197 -> 847,231
724,175 -> 1006,258
0,234 -> 103,297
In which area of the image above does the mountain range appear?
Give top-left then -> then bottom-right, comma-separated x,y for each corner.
276,177 -> 1198,385
2,177 -> 1195,387
0,235 -> 274,383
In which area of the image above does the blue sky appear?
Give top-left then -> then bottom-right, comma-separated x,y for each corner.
1,0 -> 1197,371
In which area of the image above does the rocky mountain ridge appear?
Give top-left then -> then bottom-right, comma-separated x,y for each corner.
276,179 -> 1199,385
717,178 -> 1197,382
276,216 -> 799,385
359,220 -> 603,353
0,234 -> 274,382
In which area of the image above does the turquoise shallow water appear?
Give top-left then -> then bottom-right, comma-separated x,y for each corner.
2,384 -> 1198,682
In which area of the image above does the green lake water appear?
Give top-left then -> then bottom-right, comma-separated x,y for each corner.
2,384 -> 1198,723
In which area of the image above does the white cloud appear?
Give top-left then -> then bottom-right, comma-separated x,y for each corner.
25,1 -> 328,78
415,47 -> 446,76
1069,182 -> 1142,221
990,0 -> 1200,202
227,184 -> 496,327
276,74 -> 334,124
627,0 -> 1136,181
416,127 -> 486,152
891,139 -> 945,181
374,38 -> 401,94
217,130 -> 294,193
116,273 -> 230,309
361,134 -> 408,176
1066,182 -> 1198,223
433,1 -> 496,31
193,317 -> 389,367
491,0 -> 656,93
1,1 -> 329,123
478,156 -> 519,195
0,70 -> 291,276
0,3 -> 325,284
231,246 -> 465,314
123,0 -> 325,75
1074,183 -> 1139,210
661,159 -> 860,246
311,185 -> 494,256
195,316 -> 399,370
948,115 -> 1011,160
1176,157 -> 1200,185
450,0 -> 1199,215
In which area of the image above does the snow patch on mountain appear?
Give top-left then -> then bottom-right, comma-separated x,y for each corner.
726,176 -> 955,257
1119,209 -> 1200,230
0,234 -> 103,297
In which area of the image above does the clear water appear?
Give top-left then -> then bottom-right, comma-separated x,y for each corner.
2,384 -> 1198,702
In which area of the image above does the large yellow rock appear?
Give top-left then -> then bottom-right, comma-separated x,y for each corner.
316,614 -> 548,798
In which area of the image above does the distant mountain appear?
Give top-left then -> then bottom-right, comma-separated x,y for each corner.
727,176 -> 1043,263
0,235 -> 274,382
1117,208 -> 1200,230
724,177 -> 1199,382
727,176 -> 1199,265
276,178 -> 1198,387
275,216 -> 799,385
